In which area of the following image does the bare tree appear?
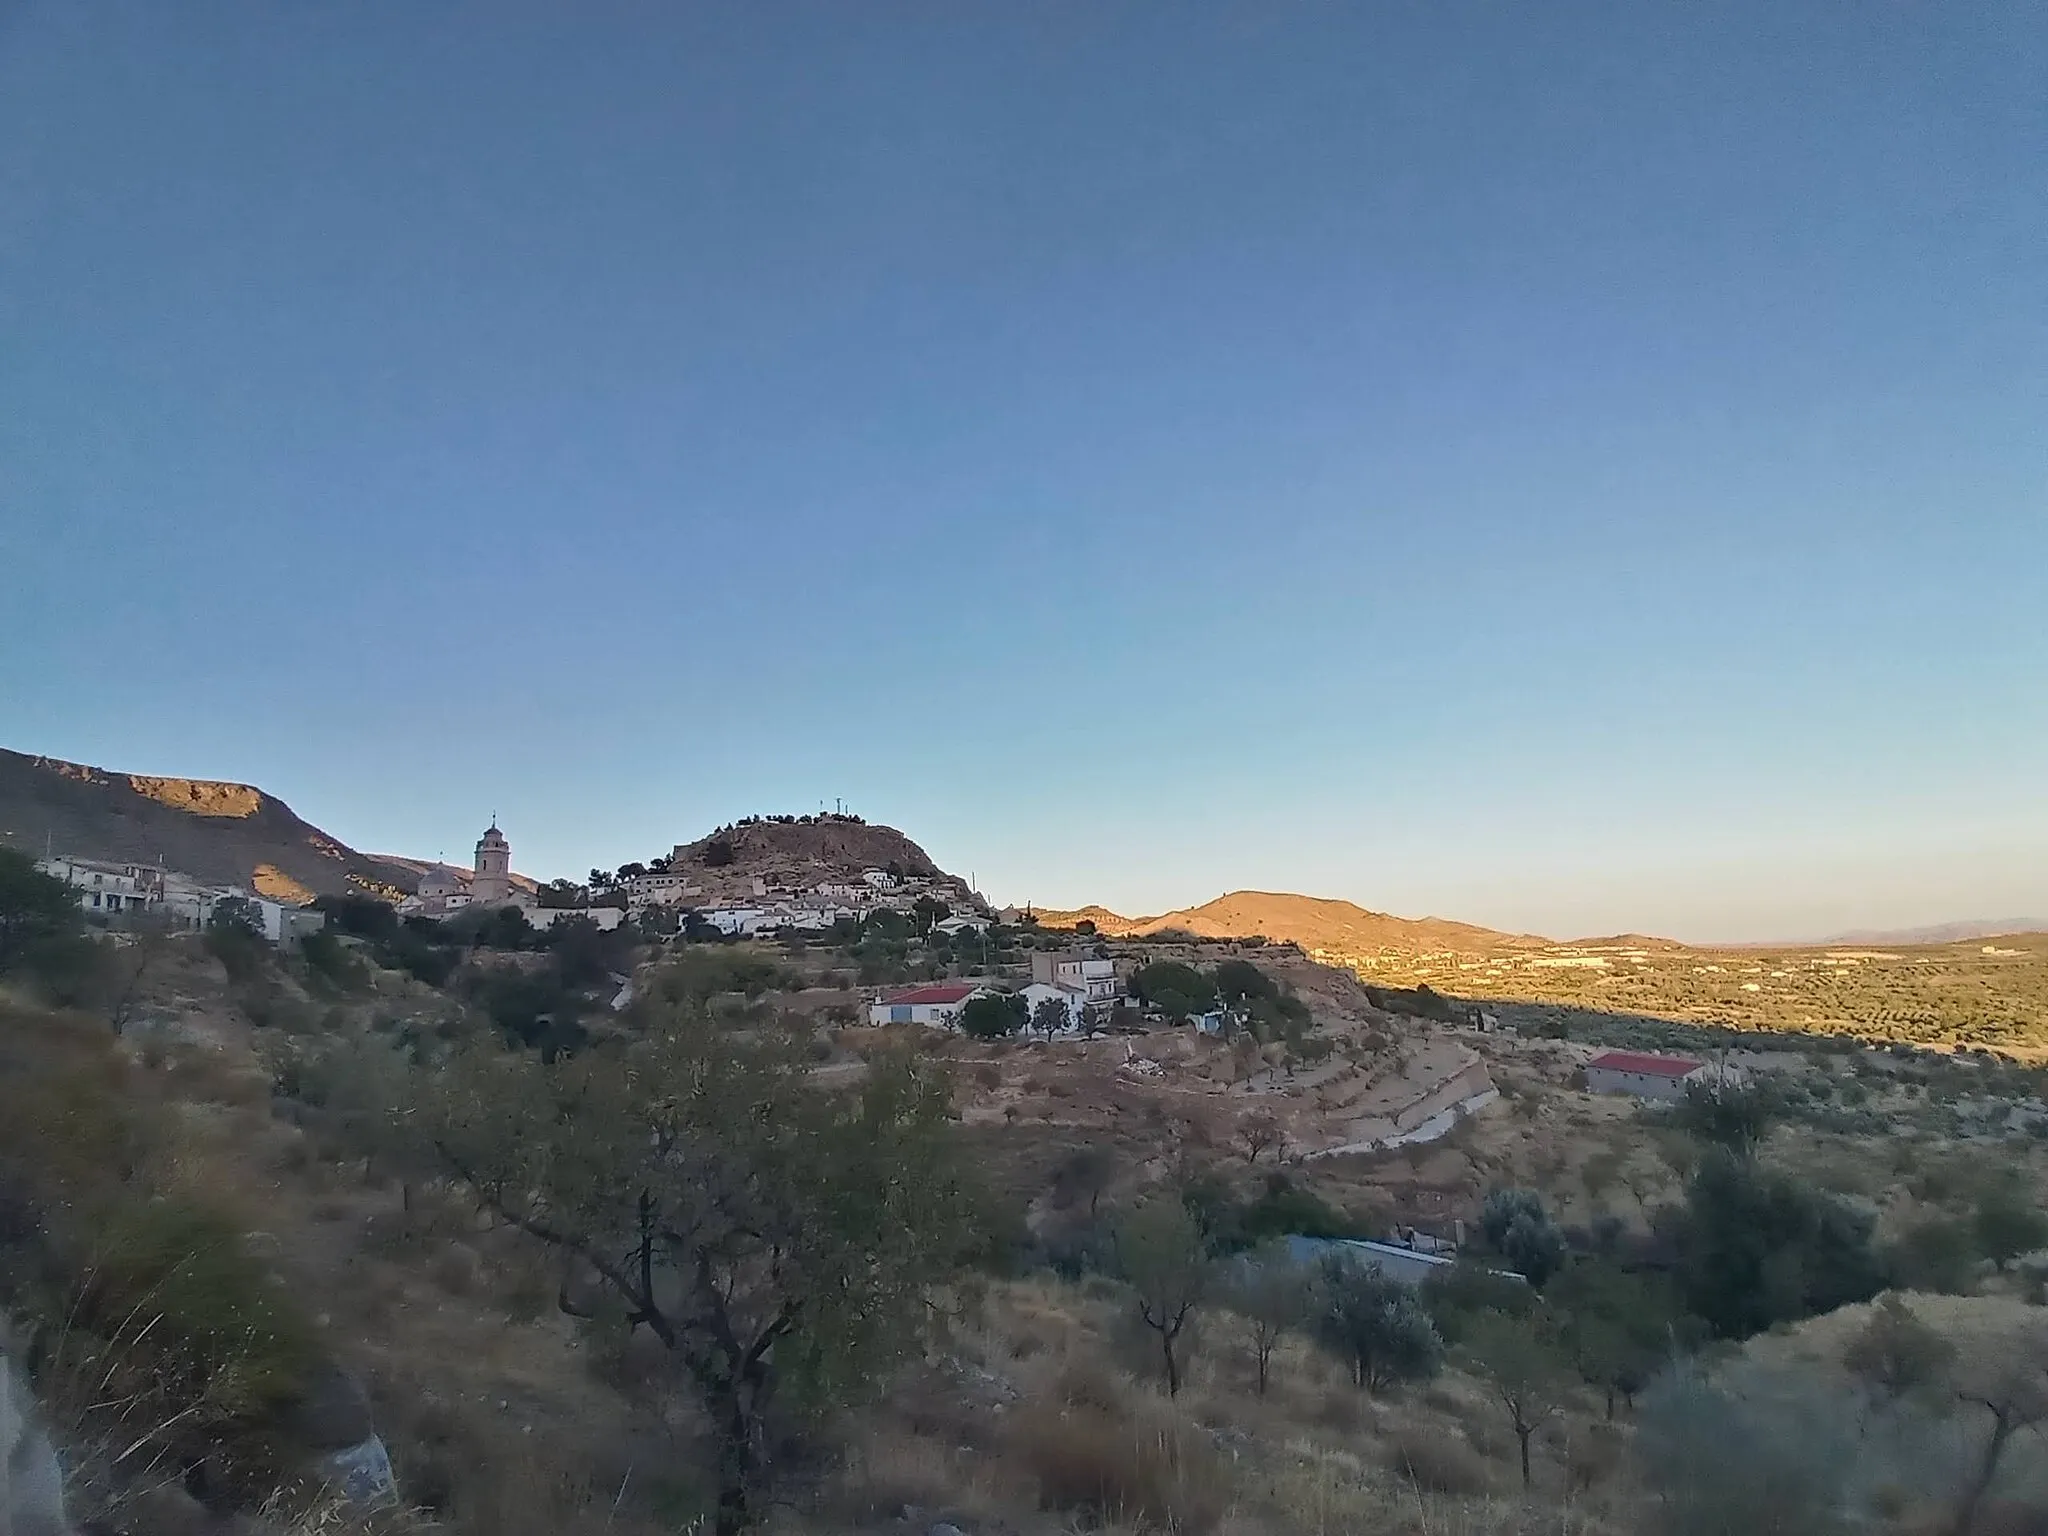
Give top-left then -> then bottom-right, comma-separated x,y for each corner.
103,916 -> 176,1036
1222,1247 -> 1310,1396
1465,1313 -> 1571,1489
1239,1109 -> 1284,1165
1115,1197 -> 1209,1397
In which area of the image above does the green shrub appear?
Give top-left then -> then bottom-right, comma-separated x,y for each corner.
45,1196 -> 319,1508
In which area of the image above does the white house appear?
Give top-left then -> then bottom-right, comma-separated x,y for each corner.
1018,982 -> 1087,1033
861,869 -> 902,892
37,856 -> 162,918
701,907 -> 767,937
1029,950 -> 1119,1002
626,871 -> 697,907
933,915 -> 992,938
252,898 -> 326,946
1583,1050 -> 1708,1101
867,983 -> 986,1029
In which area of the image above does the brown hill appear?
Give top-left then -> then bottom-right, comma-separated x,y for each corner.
0,747 -> 416,902
1035,889 -> 1548,954
670,816 -> 949,886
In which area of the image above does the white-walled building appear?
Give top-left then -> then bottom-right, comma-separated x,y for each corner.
37,856 -> 163,917
398,822 -> 535,919
868,983 -> 987,1029
626,871 -> 698,907
252,897 -> 326,945
1030,950 -> 1119,1003
1583,1050 -> 1709,1101
1018,982 -> 1087,1033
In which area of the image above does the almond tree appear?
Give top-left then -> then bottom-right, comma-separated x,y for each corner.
417,1005 -> 979,1535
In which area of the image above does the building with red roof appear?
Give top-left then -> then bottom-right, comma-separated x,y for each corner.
1584,1049 -> 1709,1101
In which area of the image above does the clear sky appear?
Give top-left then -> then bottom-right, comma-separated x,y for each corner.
3,4 -> 2043,943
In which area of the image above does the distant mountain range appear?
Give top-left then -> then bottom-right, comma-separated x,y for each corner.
1818,919 -> 2048,946
1033,890 -> 1549,955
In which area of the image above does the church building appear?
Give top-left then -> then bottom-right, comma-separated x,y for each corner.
399,821 -> 528,918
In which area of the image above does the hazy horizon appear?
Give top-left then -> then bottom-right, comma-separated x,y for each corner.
5,6 -> 2043,945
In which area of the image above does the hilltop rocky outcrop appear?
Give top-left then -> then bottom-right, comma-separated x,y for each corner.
659,816 -> 966,907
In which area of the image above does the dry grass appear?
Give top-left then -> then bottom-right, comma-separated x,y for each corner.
1386,1425 -> 1497,1496
1006,1399 -> 1230,1534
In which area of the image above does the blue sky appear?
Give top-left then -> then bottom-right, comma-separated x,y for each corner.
2,3 -> 2043,942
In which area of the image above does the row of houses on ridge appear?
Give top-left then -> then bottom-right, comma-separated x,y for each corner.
35,855 -> 327,944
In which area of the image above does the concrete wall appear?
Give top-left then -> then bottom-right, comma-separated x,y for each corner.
1585,1066 -> 1699,1101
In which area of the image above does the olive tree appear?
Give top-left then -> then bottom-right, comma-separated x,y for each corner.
1312,1257 -> 1443,1393
1480,1188 -> 1567,1287
415,1006 -> 980,1535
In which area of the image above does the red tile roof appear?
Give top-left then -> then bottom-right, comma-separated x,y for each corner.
1586,1050 -> 1705,1079
882,984 -> 979,1006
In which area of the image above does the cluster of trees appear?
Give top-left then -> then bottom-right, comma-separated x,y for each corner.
1128,957 -> 1312,1041
1362,981 -> 1467,1023
814,907 -> 1016,987
1113,1197 -> 1451,1404
709,811 -> 868,832
1108,1182 -> 1691,1489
